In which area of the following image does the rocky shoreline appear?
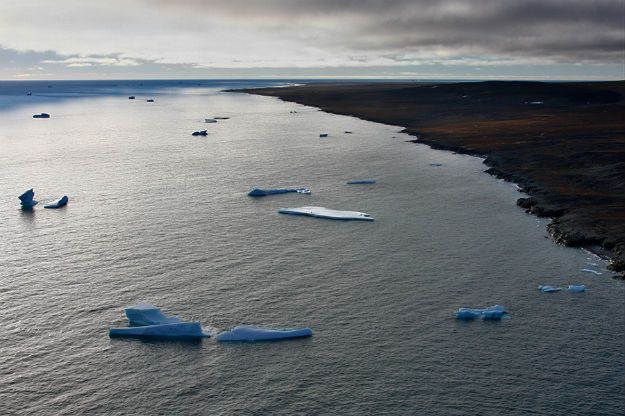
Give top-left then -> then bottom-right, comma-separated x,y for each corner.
235,81 -> 625,277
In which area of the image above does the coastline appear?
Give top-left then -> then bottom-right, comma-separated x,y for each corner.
232,81 -> 625,277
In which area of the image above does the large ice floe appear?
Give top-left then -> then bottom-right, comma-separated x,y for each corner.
109,302 -> 209,339
216,325 -> 313,342
124,302 -> 182,326
44,195 -> 68,209
248,188 -> 311,197
567,285 -> 587,293
19,189 -> 38,208
278,206 -> 374,221
109,322 -> 209,339
538,285 -> 562,293
455,305 -> 507,320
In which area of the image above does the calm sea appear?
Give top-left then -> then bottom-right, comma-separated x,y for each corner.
0,80 -> 623,415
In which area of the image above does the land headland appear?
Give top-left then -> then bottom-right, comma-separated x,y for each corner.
237,81 -> 625,276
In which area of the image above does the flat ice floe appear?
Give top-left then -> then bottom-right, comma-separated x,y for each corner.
44,195 -> 68,209
455,305 -> 507,320
538,285 -> 562,293
278,206 -> 374,221
109,322 -> 209,339
567,285 -> 587,293
216,325 -> 313,342
248,188 -> 311,197
124,302 -> 182,326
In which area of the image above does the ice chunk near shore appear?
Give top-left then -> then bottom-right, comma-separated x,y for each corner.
580,268 -> 602,275
278,206 -> 374,221
455,305 -> 507,320
124,302 -> 182,326
19,189 -> 38,208
567,285 -> 587,293
248,188 -> 311,197
216,325 -> 313,342
346,180 -> 376,185
44,195 -> 68,209
538,285 -> 562,293
109,322 -> 209,339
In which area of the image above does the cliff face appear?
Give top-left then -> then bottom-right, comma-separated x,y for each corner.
239,81 -> 625,276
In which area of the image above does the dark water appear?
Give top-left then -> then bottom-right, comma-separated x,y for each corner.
0,81 -> 623,415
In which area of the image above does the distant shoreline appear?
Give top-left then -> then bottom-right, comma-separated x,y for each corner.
234,81 -> 625,277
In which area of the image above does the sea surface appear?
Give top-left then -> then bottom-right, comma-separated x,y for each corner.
0,80 -> 623,416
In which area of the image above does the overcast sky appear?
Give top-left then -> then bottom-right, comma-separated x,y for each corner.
1,0 -> 623,80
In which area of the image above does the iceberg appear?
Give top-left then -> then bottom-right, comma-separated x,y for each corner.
580,269 -> 602,275
19,189 -> 38,208
567,285 -> 587,293
128,96 -> 135,99
278,206 -> 374,221
205,118 -> 217,123
216,325 -> 313,342
44,195 -> 68,209
538,285 -> 562,293
214,116 -> 230,120
248,188 -> 311,197
146,99 -> 155,103
192,130 -> 208,136
109,322 -> 209,339
319,133 -> 328,137
33,113 -> 50,119
346,180 -> 376,185
124,302 -> 182,326
455,305 -> 507,321
429,163 -> 443,167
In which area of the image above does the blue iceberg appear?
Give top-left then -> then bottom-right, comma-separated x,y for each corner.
567,285 -> 587,293
346,180 -> 376,185
248,188 -> 311,197
455,305 -> 507,321
538,285 -> 562,293
216,325 -> 313,342
192,130 -> 208,136
44,195 -> 68,209
124,302 -> 182,326
19,189 -> 38,208
109,322 -> 209,339
278,206 -> 374,221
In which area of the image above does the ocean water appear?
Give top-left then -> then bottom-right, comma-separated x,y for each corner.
0,81 -> 623,416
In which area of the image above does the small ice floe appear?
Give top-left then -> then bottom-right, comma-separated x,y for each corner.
205,118 -> 217,123
538,285 -> 562,293
124,302 -> 182,326
429,163 -> 443,167
146,99 -> 155,102
33,113 -> 50,119
248,188 -> 311,197
214,117 -> 229,120
192,130 -> 208,136
567,285 -> 587,293
278,206 -> 374,221
44,195 -> 68,209
346,180 -> 376,185
319,133 -> 328,138
581,269 -> 602,275
455,305 -> 507,321
216,325 -> 313,342
128,96 -> 135,100
109,322 -> 210,339
19,189 -> 38,208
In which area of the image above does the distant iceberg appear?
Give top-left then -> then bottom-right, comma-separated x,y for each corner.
346,180 -> 376,185
124,302 -> 182,326
19,189 -> 38,208
109,322 -> 209,339
44,195 -> 68,209
455,305 -> 507,321
192,130 -> 208,136
319,133 -> 328,137
214,116 -> 230,120
538,285 -> 562,293
248,188 -> 311,197
216,325 -> 313,342
33,113 -> 50,119
205,118 -> 217,123
429,163 -> 444,167
146,99 -> 155,103
567,285 -> 587,293
278,206 -> 374,221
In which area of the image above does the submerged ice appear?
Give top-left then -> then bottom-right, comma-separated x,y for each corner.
216,325 -> 313,342
278,206 -> 374,221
